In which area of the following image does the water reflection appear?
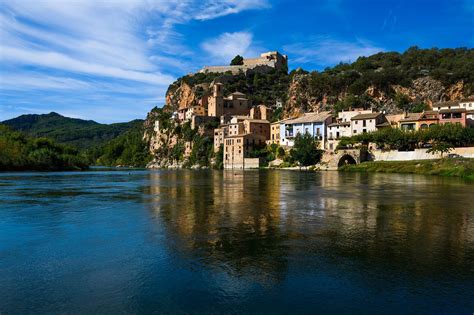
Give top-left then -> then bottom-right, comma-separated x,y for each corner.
145,170 -> 474,285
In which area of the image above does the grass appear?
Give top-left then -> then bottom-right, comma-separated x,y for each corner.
339,158 -> 474,180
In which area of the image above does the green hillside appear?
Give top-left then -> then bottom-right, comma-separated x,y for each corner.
2,112 -> 143,150
0,124 -> 88,171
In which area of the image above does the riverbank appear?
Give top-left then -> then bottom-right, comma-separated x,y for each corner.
339,158 -> 474,179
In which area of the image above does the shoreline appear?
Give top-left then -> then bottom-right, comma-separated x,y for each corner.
338,158 -> 474,180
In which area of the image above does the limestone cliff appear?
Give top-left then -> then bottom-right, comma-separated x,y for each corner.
165,81 -> 211,111
283,75 -> 469,118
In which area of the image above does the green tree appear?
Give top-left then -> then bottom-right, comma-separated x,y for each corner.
230,55 -> 244,66
290,133 -> 323,166
427,142 -> 454,157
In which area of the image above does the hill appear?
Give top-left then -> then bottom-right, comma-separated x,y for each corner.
159,47 -> 474,121
2,112 -> 143,150
0,124 -> 88,171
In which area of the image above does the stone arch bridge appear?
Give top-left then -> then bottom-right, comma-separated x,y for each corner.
323,149 -> 368,170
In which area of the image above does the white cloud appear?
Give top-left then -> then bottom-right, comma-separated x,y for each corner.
1,46 -> 174,85
283,37 -> 384,67
0,0 -> 270,122
201,31 -> 262,64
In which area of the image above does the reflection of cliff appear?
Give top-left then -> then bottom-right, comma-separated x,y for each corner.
144,170 -> 474,282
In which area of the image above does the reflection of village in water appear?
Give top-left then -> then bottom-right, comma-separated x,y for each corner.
144,170 -> 474,283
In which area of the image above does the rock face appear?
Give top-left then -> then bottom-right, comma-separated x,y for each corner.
165,81 -> 210,112
283,75 -> 469,118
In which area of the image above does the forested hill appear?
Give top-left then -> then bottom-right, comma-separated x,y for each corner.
2,112 -> 143,150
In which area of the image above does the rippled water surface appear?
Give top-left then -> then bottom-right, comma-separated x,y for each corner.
1,170 -> 473,314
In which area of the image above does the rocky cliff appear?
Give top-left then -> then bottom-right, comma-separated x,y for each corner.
283,75 -> 470,118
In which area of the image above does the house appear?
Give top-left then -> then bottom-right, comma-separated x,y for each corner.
279,111 -> 333,148
326,109 -> 373,151
350,112 -> 387,135
223,133 -> 267,169
222,118 -> 270,169
399,112 -> 423,131
267,121 -> 282,145
438,108 -> 467,127
208,83 -> 251,117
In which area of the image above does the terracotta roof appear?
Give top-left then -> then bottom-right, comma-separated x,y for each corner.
351,112 -> 382,120
399,113 -> 423,122
284,111 -> 333,124
439,108 -> 466,114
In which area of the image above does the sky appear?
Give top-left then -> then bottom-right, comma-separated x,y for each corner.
0,0 -> 473,123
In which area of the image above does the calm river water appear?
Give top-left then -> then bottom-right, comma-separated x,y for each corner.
1,170 -> 473,314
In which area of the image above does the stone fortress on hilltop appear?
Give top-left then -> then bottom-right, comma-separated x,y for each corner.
199,51 -> 288,74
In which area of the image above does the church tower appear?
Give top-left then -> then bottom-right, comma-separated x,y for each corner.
208,82 -> 224,117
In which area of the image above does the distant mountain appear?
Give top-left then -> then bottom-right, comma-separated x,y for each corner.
2,112 -> 143,150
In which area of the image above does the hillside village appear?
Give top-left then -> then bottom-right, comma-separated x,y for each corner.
145,51 -> 474,169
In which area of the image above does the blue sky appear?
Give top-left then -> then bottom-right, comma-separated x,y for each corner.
1,0 -> 473,123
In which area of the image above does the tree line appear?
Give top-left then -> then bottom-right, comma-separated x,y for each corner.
0,124 -> 88,171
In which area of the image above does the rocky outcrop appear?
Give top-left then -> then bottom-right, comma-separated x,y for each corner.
284,74 -> 323,118
165,81 -> 210,111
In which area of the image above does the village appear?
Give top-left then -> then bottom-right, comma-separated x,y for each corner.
152,51 -> 474,169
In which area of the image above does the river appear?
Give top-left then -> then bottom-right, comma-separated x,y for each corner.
1,170 -> 473,314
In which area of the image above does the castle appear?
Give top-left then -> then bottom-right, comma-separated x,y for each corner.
199,51 -> 288,74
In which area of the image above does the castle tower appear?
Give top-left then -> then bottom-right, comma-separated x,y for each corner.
208,83 -> 224,117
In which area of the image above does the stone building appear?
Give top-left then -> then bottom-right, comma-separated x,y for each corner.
250,104 -> 272,121
208,83 -> 251,117
221,118 -> 270,169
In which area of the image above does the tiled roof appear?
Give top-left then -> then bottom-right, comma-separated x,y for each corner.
459,96 -> 474,102
328,121 -> 350,127
284,111 -> 333,124
399,113 -> 423,122
433,100 -> 459,107
351,112 -> 382,120
439,108 -> 466,114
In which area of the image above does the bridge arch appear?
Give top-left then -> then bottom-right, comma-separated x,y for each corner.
337,154 -> 357,168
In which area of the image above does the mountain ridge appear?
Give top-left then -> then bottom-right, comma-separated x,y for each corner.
2,112 -> 143,150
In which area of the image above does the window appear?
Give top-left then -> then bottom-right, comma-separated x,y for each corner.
353,130 -> 357,134
453,113 -> 462,119
355,121 -> 358,125
363,120 -> 366,127
316,128 -> 320,135
363,129 -> 367,133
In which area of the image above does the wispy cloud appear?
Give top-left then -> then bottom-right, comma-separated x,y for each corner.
283,37 -> 384,67
0,0 -> 270,122
201,31 -> 263,64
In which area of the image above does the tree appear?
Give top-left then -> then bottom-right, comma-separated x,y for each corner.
290,133 -> 322,166
230,55 -> 244,66
427,141 -> 454,158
